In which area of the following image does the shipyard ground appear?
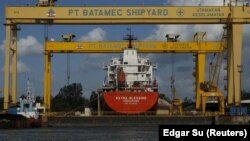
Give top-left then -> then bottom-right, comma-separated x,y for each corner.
44,115 -> 250,127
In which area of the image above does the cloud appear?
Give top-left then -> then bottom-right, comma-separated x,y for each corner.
1,61 -> 30,74
78,28 -> 107,58
16,61 -> 30,74
144,25 -> 193,41
18,36 -> 43,55
145,0 -> 225,41
144,24 -> 223,42
79,61 -> 101,73
79,28 -> 107,41
1,35 -> 43,56
142,1 -> 228,98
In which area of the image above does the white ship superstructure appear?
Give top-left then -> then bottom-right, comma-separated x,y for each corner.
103,34 -> 158,91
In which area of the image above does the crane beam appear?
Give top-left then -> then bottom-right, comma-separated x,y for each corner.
5,6 -> 250,24
45,41 -> 223,53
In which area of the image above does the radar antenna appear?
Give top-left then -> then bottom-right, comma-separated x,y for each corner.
123,28 -> 137,48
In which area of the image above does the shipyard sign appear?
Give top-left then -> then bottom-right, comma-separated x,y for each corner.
66,7 -> 226,18
66,7 -> 228,18
68,8 -> 168,17
7,7 -> 232,19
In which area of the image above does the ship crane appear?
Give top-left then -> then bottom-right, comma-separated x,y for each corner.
199,31 -> 226,115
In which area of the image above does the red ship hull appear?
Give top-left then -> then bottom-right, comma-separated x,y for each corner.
0,114 -> 42,129
103,91 -> 159,114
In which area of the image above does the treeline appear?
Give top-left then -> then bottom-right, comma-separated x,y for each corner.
51,83 -> 104,112
51,83 -> 88,111
241,90 -> 250,100
0,97 -> 3,111
0,85 -> 250,111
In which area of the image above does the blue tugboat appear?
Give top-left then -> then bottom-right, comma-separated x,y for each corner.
0,78 -> 42,129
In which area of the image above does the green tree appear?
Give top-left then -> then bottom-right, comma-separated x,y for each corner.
88,90 -> 104,111
51,83 -> 88,111
89,91 -> 98,111
159,93 -> 171,102
0,97 -> 3,111
241,90 -> 250,100
35,96 -> 43,103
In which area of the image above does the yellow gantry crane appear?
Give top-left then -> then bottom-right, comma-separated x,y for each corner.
43,39 -> 223,111
197,32 -> 225,115
3,1 -> 247,113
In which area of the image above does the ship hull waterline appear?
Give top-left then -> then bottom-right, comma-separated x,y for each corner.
103,91 -> 159,114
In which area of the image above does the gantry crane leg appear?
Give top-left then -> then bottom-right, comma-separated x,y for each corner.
227,24 -> 243,106
44,51 -> 51,111
195,53 -> 206,110
11,25 -> 18,105
3,24 -> 11,110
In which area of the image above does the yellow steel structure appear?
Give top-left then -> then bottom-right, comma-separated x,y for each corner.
11,25 -> 19,105
201,92 -> 225,115
4,25 -> 11,109
43,41 -> 223,110
3,5 -> 246,112
44,51 -> 51,110
171,99 -> 183,115
45,41 -> 223,53
4,6 -> 250,24
227,24 -> 243,106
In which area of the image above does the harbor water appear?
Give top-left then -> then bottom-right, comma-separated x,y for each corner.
0,126 -> 158,141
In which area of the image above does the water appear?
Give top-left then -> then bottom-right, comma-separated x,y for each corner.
0,126 -> 158,141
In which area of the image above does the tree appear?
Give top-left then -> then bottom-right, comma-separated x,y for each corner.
51,83 -> 88,111
35,96 -> 43,103
241,90 -> 250,100
88,90 -> 104,111
89,91 -> 98,111
159,93 -> 171,102
0,97 -> 3,111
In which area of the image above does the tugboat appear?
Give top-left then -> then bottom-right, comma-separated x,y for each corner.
0,78 -> 42,129
102,33 -> 159,114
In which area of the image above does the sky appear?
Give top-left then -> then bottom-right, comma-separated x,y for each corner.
0,0 -> 250,100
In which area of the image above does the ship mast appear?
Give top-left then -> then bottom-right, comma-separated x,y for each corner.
123,28 -> 137,48
26,78 -> 32,97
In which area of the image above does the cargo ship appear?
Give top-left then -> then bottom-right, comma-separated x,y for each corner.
102,33 -> 159,114
0,78 -> 42,129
